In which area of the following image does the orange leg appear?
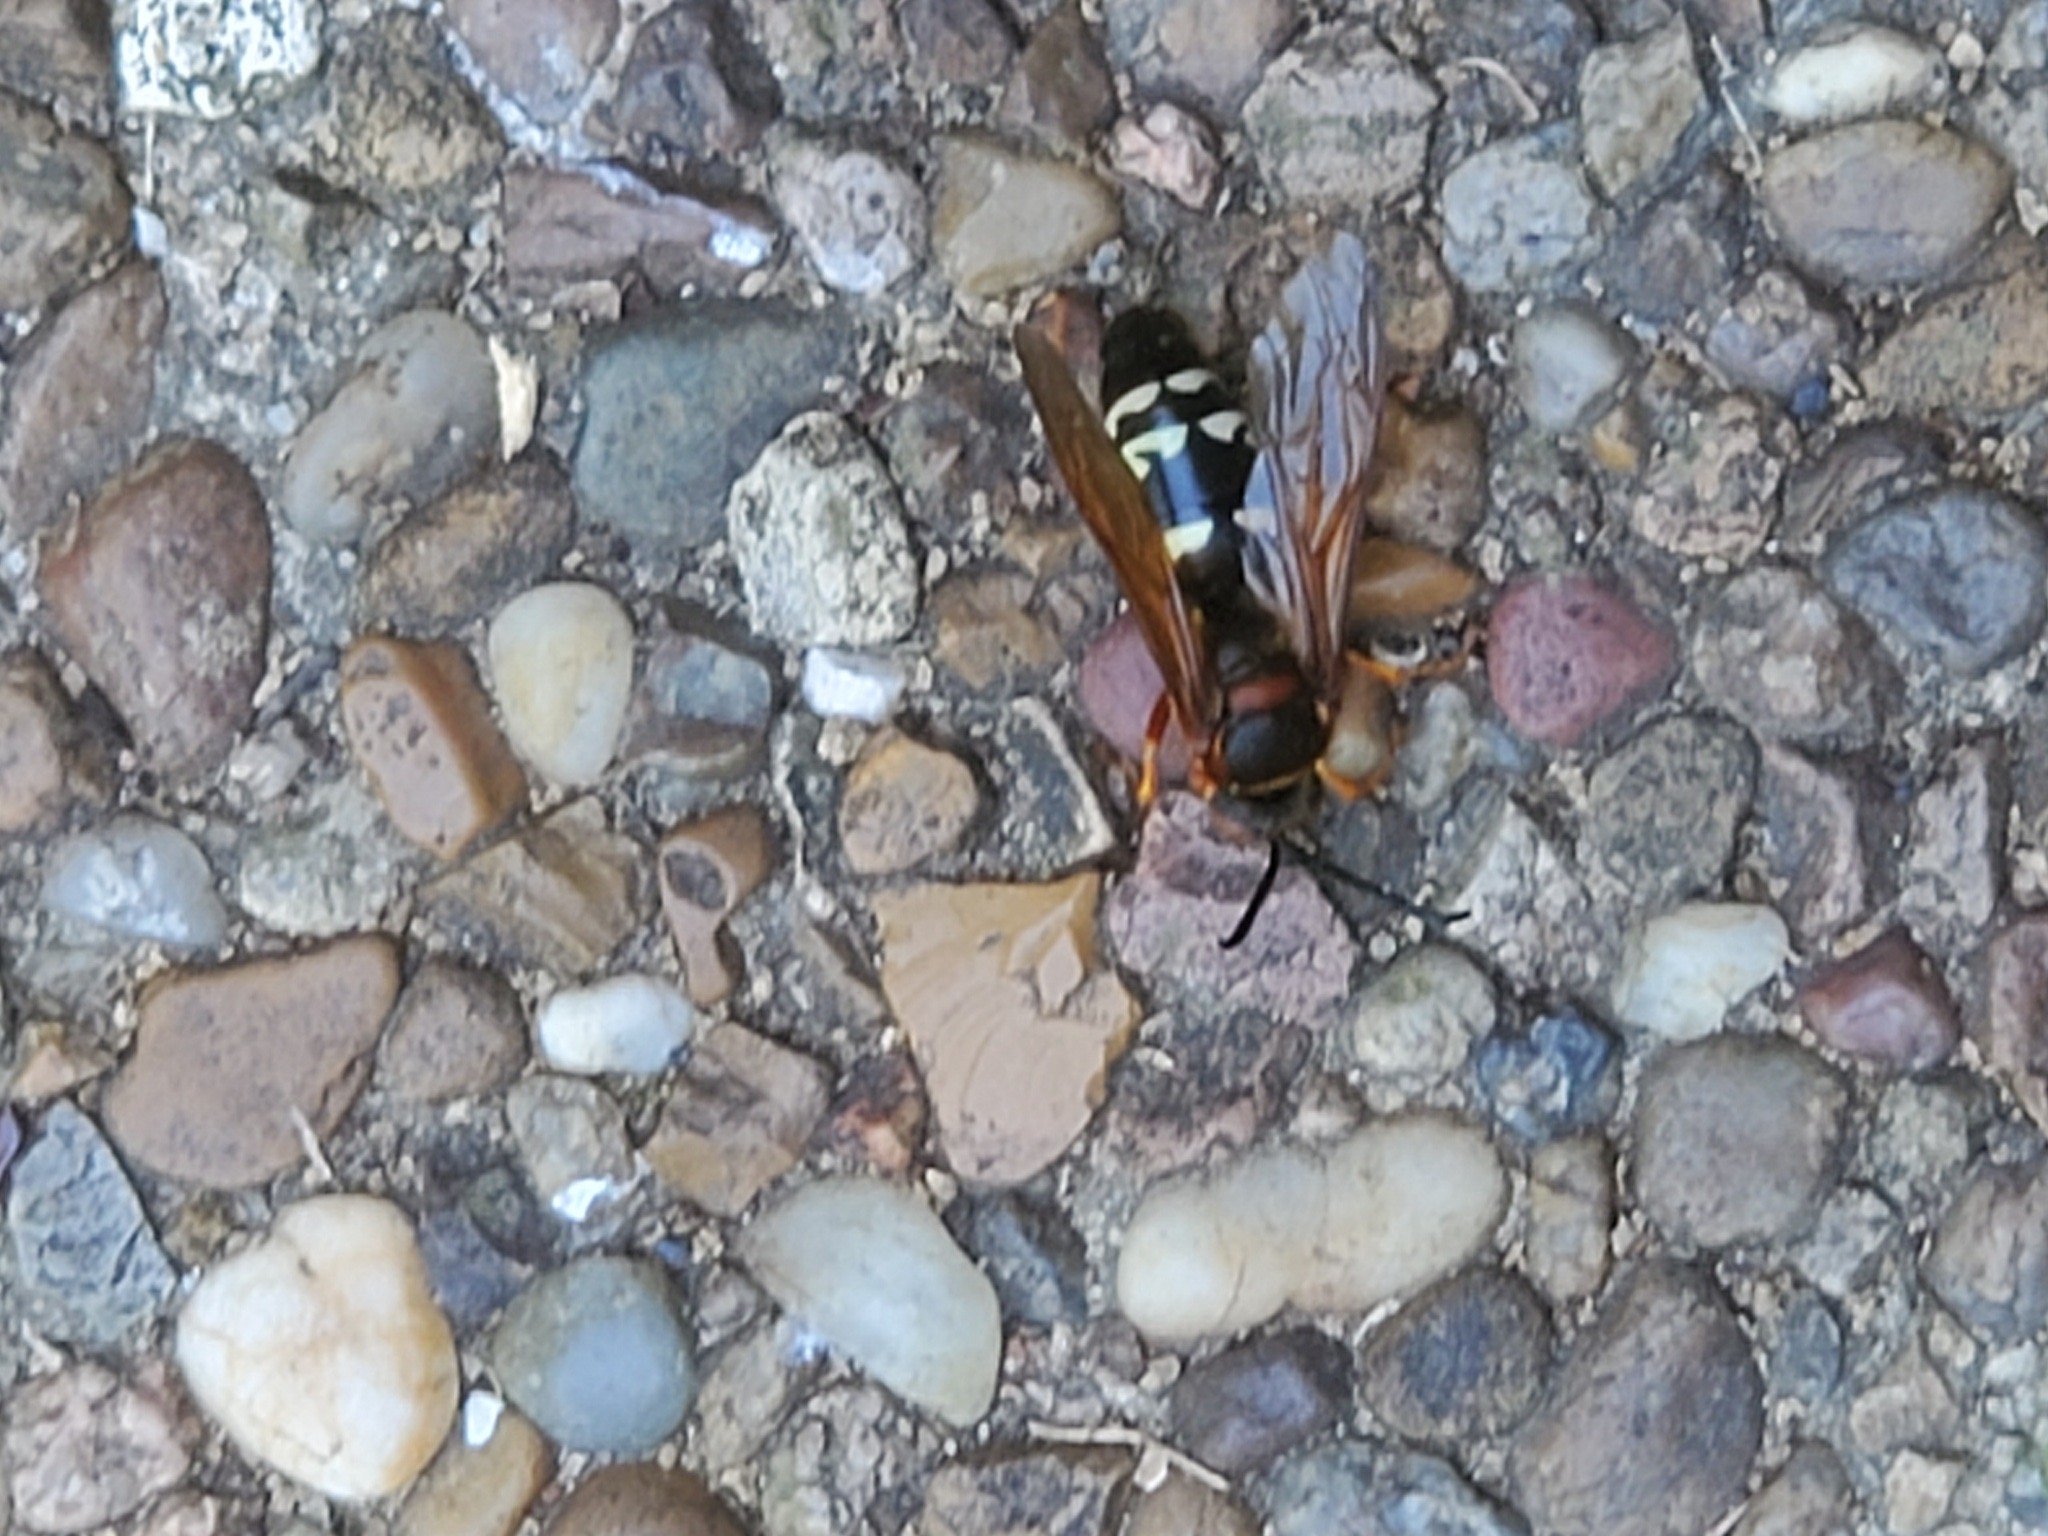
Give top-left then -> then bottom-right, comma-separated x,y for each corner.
1136,692 -> 1173,810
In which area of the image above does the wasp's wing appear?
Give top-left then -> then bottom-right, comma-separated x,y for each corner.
1014,320 -> 1216,737
1243,231 -> 1385,702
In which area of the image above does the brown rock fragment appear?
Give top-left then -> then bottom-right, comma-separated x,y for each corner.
501,164 -> 775,299
0,648 -> 94,833
0,260 -> 165,543
545,1464 -> 745,1536
824,1051 -> 927,1174
443,0 -> 617,126
1,1360 -> 190,1535
1798,929 -> 1959,1071
0,92 -> 130,317
38,440 -> 270,783
376,959 -> 528,1102
658,807 -> 772,1006
103,936 -> 400,1188
418,798 -> 647,974
839,730 -> 980,876
1980,913 -> 2048,1137
644,1022 -> 829,1215
340,636 -> 526,859
1363,397 -> 1488,552
396,1406 -> 553,1536
359,458 -> 575,635
875,874 -> 1137,1185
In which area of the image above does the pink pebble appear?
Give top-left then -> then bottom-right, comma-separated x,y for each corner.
1488,574 -> 1675,748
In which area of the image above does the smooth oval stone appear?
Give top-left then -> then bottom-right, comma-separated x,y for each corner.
1117,1115 -> 1507,1344
933,134 -> 1120,297
488,582 -> 636,787
281,310 -> 499,545
1613,902 -> 1790,1041
1765,29 -> 1946,128
490,1256 -> 698,1455
535,974 -> 695,1075
176,1195 -> 458,1500
738,1177 -> 1001,1425
43,814 -> 228,950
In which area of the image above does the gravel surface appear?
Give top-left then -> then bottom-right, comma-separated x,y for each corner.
0,2 -> 2044,1534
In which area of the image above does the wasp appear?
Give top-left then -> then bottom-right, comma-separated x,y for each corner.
1014,233 -> 1476,938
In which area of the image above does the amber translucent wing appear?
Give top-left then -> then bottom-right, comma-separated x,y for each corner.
1244,231 -> 1385,702
1014,320 -> 1215,736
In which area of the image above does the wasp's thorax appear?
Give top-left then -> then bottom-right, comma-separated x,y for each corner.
1101,308 -> 1326,796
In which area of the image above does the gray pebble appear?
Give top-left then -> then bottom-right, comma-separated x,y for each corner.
490,1255 -> 698,1453
1442,129 -> 1599,294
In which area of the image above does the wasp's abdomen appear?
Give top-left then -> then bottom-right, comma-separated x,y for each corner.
1100,310 -> 1257,594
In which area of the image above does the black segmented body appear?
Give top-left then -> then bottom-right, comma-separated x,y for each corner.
1100,309 -> 1326,794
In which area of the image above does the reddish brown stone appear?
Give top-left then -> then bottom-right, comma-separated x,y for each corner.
658,807 -> 772,1006
1488,573 -> 1675,748
38,439 -> 270,782
340,636 -> 526,860
359,458 -> 575,634
644,1023 -> 828,1215
544,1464 -> 743,1536
501,164 -> 775,299
825,1051 -> 927,1174
0,92 -> 130,317
1076,610 -> 1194,781
103,936 -> 400,1188
1799,928 -> 1959,1071
376,959 -> 528,1103
838,731 -> 980,876
0,261 -> 165,543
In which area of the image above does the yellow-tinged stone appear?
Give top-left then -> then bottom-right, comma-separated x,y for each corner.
874,874 -> 1137,1185
176,1194 -> 458,1500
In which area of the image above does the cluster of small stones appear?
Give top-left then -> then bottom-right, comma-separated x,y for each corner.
3,1 -> 2048,1535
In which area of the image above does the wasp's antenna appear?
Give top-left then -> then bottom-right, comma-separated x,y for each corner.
1220,839 -> 1284,950
1279,834 -> 1467,937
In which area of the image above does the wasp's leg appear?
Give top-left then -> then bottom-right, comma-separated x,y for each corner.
1322,651 -> 1402,798
1137,691 -> 1175,809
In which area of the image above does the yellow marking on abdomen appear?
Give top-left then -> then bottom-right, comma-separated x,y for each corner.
1198,409 -> 1248,443
1104,381 -> 1162,436
1164,367 -> 1216,394
1120,420 -> 1189,479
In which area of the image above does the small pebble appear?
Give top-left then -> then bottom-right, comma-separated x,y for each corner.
2,1361 -> 190,1534
1109,102 -> 1221,210
1526,1136 -> 1613,1305
103,935 -> 400,1188
443,0 -> 616,124
1116,1114 -> 1506,1343
490,1256 -> 697,1454
1473,1008 -> 1619,1143
1705,267 -> 1845,408
1690,567 -> 1882,750
600,0 -> 780,163
1512,304 -> 1633,433
1510,1265 -> 1761,1536
1732,1445 -> 1855,1536
377,959 -> 528,1102
839,732 -> 981,876
536,973 -> 695,1075
418,798 -> 647,975
1797,929 -> 1959,1071
945,1192 -> 1089,1329
6,1102 -> 177,1348
572,304 -> 851,548
0,92 -> 129,317
359,458 -> 575,634
1861,245 -> 2048,420
727,412 -> 920,648
1760,121 -> 2009,288
1242,23 -> 1437,206
488,582 -> 636,787
1613,902 -> 1790,1040
0,260 -> 165,544
1980,913 -> 2048,1137
1582,714 -> 1756,920
626,612 -> 773,781
0,649 -> 89,833
932,135 -> 1120,298
645,1022 -> 829,1215
39,439 -> 270,782
801,647 -> 907,723
1765,28 -> 1947,127
1822,487 -> 2048,677
43,815 -> 228,950
1925,1158 -> 2048,1343
1103,0 -> 1293,116
396,1404 -> 553,1536
340,636 -> 527,859
1000,0 -> 1114,150
1345,942 -> 1497,1093
1577,17 -> 1703,198
1756,743 -> 1866,943
658,807 -> 772,1006
771,138 -> 927,296
1267,1444 -> 1520,1536
177,1195 -> 458,1500
502,164 -> 774,299
873,874 -> 1136,1186
1169,1327 -> 1351,1475
281,309 -> 498,545
544,1465 -> 745,1536
1358,1267 -> 1553,1446
1441,131 -> 1599,294
739,1177 -> 1001,1425
1632,1036 -> 1847,1247
1624,394 -> 1785,563
1487,574 -> 1674,748
506,1073 -> 637,1219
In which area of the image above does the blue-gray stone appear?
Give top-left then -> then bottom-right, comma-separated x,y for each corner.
1473,1008 -> 1619,1142
1266,1443 -> 1522,1536
490,1254 -> 698,1453
6,1102 -> 177,1348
